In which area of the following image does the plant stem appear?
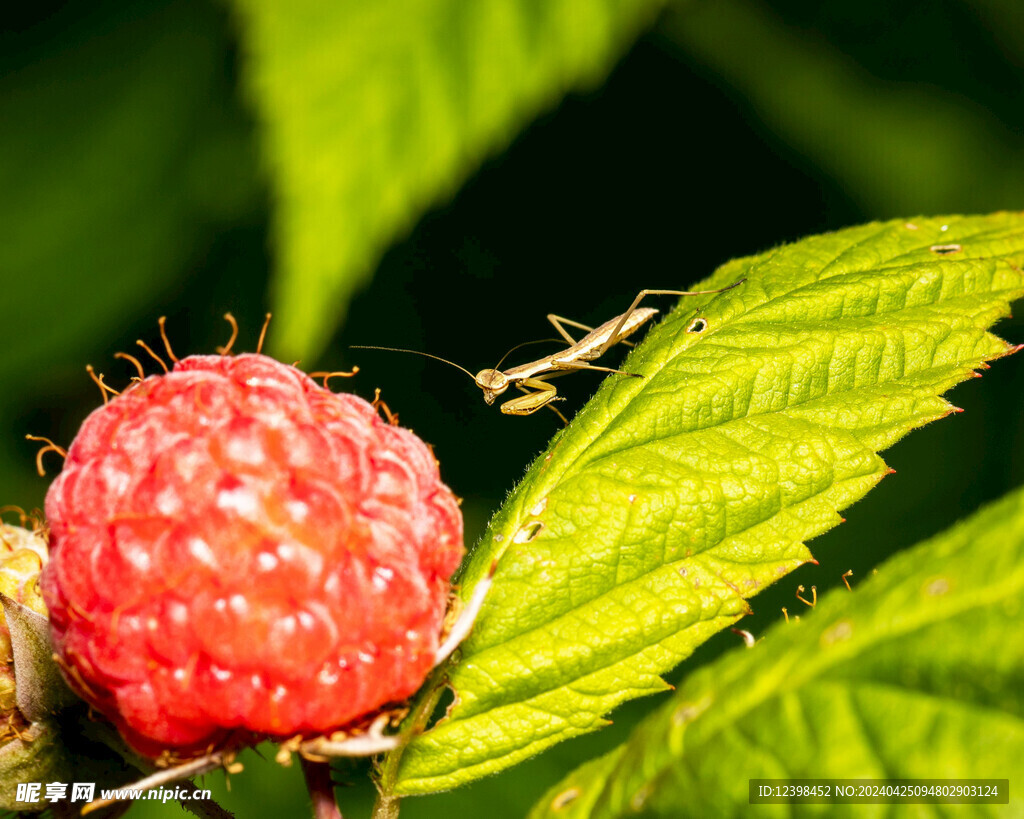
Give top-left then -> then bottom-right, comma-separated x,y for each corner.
301,757 -> 343,819
371,670 -> 449,819
371,792 -> 401,819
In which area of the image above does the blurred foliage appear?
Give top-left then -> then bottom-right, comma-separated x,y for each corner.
3,0 -> 1024,816
229,0 -> 669,363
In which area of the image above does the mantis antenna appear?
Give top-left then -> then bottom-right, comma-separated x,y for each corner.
352,338 -> 565,381
350,345 -> 477,380
492,338 -> 565,371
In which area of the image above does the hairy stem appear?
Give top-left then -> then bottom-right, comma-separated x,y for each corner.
371,669 -> 449,819
371,792 -> 401,819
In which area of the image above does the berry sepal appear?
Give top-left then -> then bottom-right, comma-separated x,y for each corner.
1,595 -> 77,722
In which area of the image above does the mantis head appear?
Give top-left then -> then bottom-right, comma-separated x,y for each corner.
474,368 -> 509,404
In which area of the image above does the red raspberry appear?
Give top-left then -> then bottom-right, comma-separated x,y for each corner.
41,354 -> 463,756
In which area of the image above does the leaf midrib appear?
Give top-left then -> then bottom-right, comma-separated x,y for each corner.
545,350 -> 954,480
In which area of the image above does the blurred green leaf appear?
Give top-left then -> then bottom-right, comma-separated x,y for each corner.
229,0 -> 669,362
0,0 -> 257,389
388,213 -> 1024,794
664,0 -> 1024,217
528,481 -> 1024,818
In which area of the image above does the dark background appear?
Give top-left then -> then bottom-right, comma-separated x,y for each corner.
3,1 -> 1022,816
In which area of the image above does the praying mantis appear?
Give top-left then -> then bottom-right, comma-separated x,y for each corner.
355,281 -> 744,421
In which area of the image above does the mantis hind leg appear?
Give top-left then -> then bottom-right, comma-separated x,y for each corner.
599,281 -> 745,356
548,313 -> 637,349
546,314 -> 592,345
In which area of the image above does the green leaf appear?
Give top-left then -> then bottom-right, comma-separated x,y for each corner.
389,213 -> 1024,794
228,0 -> 668,362
528,481 -> 1024,818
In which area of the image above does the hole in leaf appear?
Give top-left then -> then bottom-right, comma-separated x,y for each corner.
424,684 -> 457,731
513,520 -> 544,544
631,785 -> 651,811
550,788 -> 580,811
821,619 -> 854,646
